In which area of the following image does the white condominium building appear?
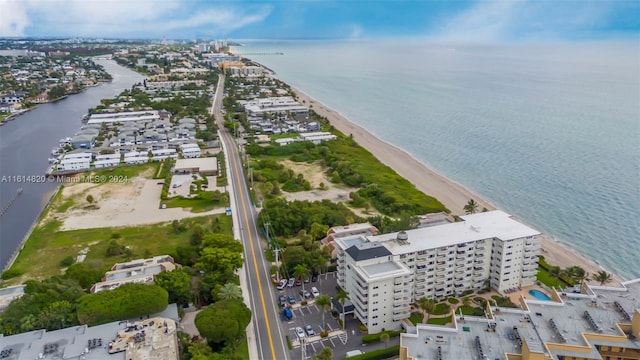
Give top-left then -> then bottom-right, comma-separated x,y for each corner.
335,210 -> 541,333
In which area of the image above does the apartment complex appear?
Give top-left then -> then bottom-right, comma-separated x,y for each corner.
334,211 -> 541,333
399,279 -> 640,360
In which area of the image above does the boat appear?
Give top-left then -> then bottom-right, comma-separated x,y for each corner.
48,157 -> 58,164
17,188 -> 23,195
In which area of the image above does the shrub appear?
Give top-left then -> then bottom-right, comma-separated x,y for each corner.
461,289 -> 474,296
76,284 -> 168,325
0,268 -> 23,280
447,297 -> 459,304
59,255 -> 76,267
347,345 -> 400,360
301,300 -> 308,306
362,330 -> 403,344
286,335 -> 292,349
320,331 -> 329,338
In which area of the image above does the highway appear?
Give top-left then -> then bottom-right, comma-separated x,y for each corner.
211,74 -> 289,360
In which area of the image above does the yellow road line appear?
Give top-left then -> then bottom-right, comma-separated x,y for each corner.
229,137 -> 277,360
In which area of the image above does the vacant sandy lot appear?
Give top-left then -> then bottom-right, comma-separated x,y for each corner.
52,178 -> 225,231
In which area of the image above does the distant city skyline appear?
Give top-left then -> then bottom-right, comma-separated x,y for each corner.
1,0 -> 639,41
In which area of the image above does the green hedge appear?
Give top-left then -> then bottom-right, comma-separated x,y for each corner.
347,345 -> 400,360
76,283 -> 168,325
361,330 -> 403,344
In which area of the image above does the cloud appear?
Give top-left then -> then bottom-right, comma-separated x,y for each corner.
0,0 -> 31,37
0,0 -> 272,38
432,0 -> 632,42
349,24 -> 363,39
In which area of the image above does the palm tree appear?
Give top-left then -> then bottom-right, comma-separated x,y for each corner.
417,297 -> 436,322
293,264 -> 311,293
548,266 -> 562,287
380,332 -> 391,348
315,294 -> 331,332
464,199 -> 479,214
335,289 -> 350,331
312,347 -> 333,360
568,266 -> 589,288
592,270 -> 612,286
217,283 -> 242,301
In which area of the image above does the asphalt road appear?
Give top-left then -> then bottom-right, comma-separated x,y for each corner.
211,75 -> 289,360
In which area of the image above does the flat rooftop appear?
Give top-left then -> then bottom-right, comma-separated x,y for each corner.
370,210 -> 540,255
0,316 -> 178,360
359,261 -> 410,280
174,157 -> 217,173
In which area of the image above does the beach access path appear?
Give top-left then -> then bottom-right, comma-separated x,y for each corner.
288,82 -> 623,285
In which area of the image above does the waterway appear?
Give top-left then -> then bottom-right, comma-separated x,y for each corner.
0,60 -> 144,270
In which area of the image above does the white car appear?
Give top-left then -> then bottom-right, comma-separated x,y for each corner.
287,278 -> 295,288
295,327 -> 306,339
277,279 -> 287,290
311,287 -> 320,297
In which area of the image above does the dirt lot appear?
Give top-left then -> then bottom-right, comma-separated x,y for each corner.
48,176 -> 225,231
279,160 -> 377,218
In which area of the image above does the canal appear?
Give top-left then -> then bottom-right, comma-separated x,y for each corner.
0,60 -> 144,270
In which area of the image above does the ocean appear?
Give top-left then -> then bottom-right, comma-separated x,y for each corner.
244,40 -> 640,280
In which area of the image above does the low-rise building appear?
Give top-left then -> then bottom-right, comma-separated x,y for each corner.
0,312 -> 180,360
399,279 -> 640,360
91,255 -> 177,293
173,157 -> 218,176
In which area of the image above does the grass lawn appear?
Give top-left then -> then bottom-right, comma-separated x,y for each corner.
409,313 -> 423,325
536,267 -> 560,288
458,305 -> 485,316
162,196 -> 224,212
432,302 -> 451,315
235,337 -> 250,360
426,315 -> 452,325
3,215 -> 231,285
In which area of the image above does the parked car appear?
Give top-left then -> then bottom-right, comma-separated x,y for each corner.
278,295 -> 287,306
295,327 -> 306,339
311,275 -> 318,282
303,277 -> 310,283
277,279 -> 287,290
283,307 -> 293,320
300,290 -> 311,299
305,325 -> 315,336
287,278 -> 295,287
288,295 -> 296,304
295,279 -> 302,286
311,287 -> 320,298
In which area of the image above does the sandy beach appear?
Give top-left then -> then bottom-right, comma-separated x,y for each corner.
286,81 -> 624,285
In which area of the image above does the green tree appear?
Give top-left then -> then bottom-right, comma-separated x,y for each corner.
292,264 -> 310,292
335,289 -> 350,331
380,332 -> 391,348
312,347 -> 333,360
76,284 -> 168,325
592,270 -> 613,286
195,299 -> 251,348
463,199 -> 479,214
217,283 -> 242,301
154,269 -> 192,306
64,262 -> 104,290
309,222 -> 329,240
549,266 -> 562,287
417,298 -> 436,322
86,194 -> 94,203
567,266 -> 589,287
315,294 -> 331,332
196,247 -> 243,274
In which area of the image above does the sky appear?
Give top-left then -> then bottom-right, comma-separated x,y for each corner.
1,0 -> 639,41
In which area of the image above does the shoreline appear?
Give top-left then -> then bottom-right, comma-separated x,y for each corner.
263,73 -> 625,285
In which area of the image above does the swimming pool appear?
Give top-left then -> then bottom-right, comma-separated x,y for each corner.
529,289 -> 551,301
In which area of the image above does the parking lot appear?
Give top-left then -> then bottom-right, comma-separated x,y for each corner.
270,272 -> 398,359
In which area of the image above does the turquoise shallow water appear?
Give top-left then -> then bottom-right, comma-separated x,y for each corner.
245,40 -> 640,280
